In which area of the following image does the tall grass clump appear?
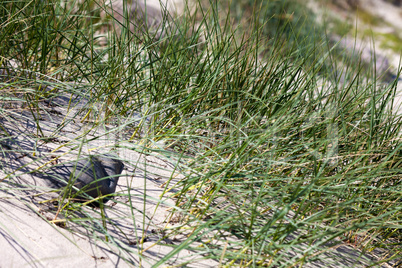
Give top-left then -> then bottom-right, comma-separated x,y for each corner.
0,0 -> 401,267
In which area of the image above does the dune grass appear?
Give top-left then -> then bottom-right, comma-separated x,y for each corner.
0,0 -> 401,266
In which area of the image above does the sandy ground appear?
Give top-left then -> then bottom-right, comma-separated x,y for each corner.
308,0 -> 402,116
0,90 -> 218,267
1,94 -> 396,267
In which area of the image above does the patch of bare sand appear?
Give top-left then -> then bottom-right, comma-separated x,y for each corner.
0,87 -> 218,267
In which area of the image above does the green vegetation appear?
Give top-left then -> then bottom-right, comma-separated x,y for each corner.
379,32 -> 402,53
355,8 -> 384,26
0,0 -> 401,267
327,16 -> 353,37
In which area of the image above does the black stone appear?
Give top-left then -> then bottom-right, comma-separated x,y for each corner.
45,155 -> 124,201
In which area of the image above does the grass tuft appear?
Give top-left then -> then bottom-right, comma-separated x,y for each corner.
0,0 -> 401,266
